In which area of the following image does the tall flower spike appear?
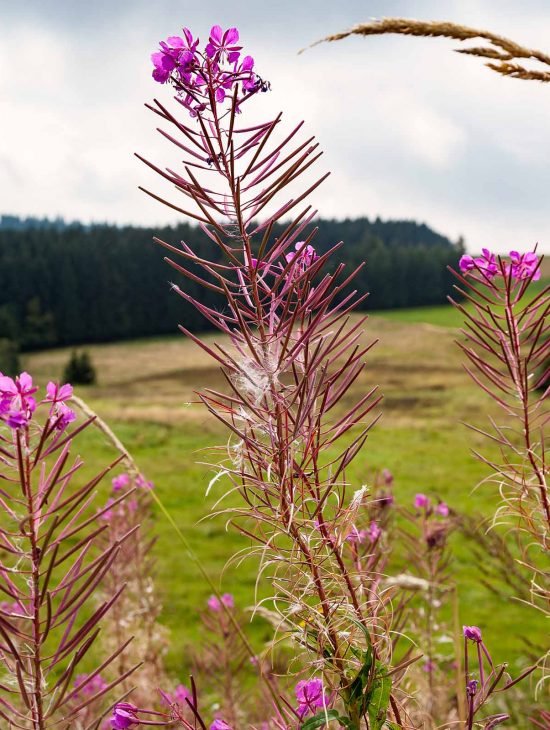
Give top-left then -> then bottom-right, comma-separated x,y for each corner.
0,376 -> 138,727
450,251 -> 549,598
141,24 -> 406,728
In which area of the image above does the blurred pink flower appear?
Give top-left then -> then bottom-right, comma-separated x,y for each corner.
112,473 -> 131,492
463,625 -> 482,643
367,521 -> 382,542
414,493 -> 430,509
207,593 -> 234,611
210,721 -> 233,730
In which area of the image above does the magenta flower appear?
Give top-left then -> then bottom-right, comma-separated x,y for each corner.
240,55 -> 257,92
414,493 -> 430,509
207,592 -> 234,611
207,594 -> 221,611
377,491 -> 394,508
110,702 -> 140,729
0,394 -> 10,415
463,625 -> 483,643
151,50 -> 176,83
466,679 -> 478,696
508,250 -> 541,281
295,678 -> 329,719
210,721 -> 233,730
382,468 -> 394,485
0,600 -> 24,616
460,249 -> 498,280
100,498 -> 115,522
286,241 -> 319,267
459,254 -> 476,273
45,381 -> 73,403
161,683 -> 193,707
0,372 -> 40,429
476,248 -> 498,278
51,402 -> 76,431
152,29 -> 199,84
150,25 -> 266,117
136,474 -> 154,490
367,521 -> 382,542
346,524 -> 367,545
221,592 -> 234,608
112,473 -> 131,492
174,684 -> 192,704
5,410 -> 28,429
74,673 -> 107,696
205,26 -> 241,64
436,502 -> 449,517
0,371 -> 37,406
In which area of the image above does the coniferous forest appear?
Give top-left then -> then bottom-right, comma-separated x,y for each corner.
0,215 -> 463,350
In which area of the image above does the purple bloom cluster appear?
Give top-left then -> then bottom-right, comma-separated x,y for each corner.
73,673 -> 108,697
207,592 -> 234,612
0,373 -> 75,432
101,471 -> 154,522
0,600 -> 24,617
151,25 -> 267,116
295,678 -> 330,719
346,521 -> 382,545
459,248 -> 541,282
111,471 -> 154,492
248,241 -> 321,281
508,250 -> 541,280
161,683 -> 193,706
285,241 -> 319,267
414,493 -> 449,516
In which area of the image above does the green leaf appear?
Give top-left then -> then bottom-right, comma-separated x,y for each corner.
345,645 -> 374,712
348,617 -> 373,646
367,672 -> 392,730
300,709 -> 347,729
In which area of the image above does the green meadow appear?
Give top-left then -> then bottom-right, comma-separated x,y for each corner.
23,301 -> 547,680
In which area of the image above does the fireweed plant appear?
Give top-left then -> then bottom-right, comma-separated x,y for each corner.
129,23 -> 547,728
0,377 -> 139,728
95,472 -> 170,713
142,24 -> 407,729
451,252 -> 549,685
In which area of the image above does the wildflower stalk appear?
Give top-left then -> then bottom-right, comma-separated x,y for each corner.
0,376 -> 136,728
449,253 -> 549,584
71,395 -> 286,718
142,24 -> 402,725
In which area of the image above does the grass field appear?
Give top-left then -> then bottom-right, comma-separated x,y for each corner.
23,301 -> 546,683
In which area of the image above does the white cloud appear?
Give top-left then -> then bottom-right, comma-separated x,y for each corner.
0,0 -> 549,253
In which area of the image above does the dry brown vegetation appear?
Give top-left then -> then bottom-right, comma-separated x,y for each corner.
24,315 -> 496,430
306,18 -> 550,82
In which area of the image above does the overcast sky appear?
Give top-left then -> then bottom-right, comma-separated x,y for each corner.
1,0 -> 550,252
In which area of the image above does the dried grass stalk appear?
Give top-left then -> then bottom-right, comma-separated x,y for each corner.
305,18 -> 550,83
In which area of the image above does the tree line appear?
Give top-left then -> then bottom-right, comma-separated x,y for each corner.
0,216 -> 463,351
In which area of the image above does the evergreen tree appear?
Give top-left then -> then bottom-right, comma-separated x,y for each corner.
0,216 -> 464,350
63,351 -> 97,385
0,339 -> 20,377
